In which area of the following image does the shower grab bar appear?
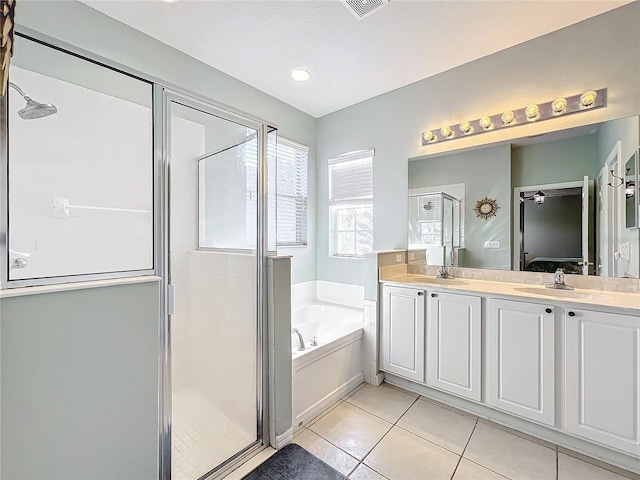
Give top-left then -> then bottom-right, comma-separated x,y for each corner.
52,197 -> 151,218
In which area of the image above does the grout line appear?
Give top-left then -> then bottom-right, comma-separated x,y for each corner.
392,423 -> 469,458
347,461 -> 362,478
317,393 -> 419,479
354,396 -> 420,479
344,394 -> 418,426
304,399 -> 344,428
556,446 -> 559,480
450,418 -> 478,480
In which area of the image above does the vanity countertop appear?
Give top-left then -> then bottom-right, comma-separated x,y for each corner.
381,274 -> 640,315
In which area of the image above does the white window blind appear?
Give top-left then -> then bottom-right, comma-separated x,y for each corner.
329,150 -> 374,257
277,138 -> 308,246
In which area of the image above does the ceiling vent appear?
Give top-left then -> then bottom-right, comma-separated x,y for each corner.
342,0 -> 389,20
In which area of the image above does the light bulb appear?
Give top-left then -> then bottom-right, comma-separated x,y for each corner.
479,116 -> 493,130
459,121 -> 474,135
525,104 -> 540,121
423,130 -> 437,143
580,90 -> 598,108
551,98 -> 567,114
291,69 -> 311,81
440,125 -> 455,139
501,111 -> 515,125
533,191 -> 546,204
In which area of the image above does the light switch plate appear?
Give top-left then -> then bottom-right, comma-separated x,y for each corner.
395,253 -> 402,263
484,240 -> 500,249
409,252 -> 415,261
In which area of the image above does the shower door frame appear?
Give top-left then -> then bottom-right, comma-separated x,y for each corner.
158,86 -> 273,480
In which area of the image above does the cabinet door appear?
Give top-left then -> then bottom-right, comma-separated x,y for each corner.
486,299 -> 555,426
381,285 -> 425,383
427,291 -> 481,401
564,309 -> 640,455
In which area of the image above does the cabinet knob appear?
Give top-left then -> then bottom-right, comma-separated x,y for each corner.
430,293 -> 436,298
545,308 -> 552,314
417,291 -> 424,296
568,311 -> 576,317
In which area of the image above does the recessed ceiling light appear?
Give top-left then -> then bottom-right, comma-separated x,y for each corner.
160,0 -> 179,3
291,69 -> 311,82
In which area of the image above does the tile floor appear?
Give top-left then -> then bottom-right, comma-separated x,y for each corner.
280,382 -> 638,480
173,389 -> 254,479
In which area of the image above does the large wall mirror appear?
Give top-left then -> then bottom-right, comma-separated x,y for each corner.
408,115 -> 640,279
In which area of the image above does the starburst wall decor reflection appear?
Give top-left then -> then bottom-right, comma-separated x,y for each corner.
474,197 -> 499,220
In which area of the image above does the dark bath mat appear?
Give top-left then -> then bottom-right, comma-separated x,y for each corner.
241,443 -> 349,480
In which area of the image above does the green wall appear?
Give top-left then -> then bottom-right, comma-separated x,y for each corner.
511,134 -> 600,187
1,282 -> 160,479
409,144 -> 512,270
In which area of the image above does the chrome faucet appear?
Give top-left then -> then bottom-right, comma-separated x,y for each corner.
292,328 -> 305,351
546,268 -> 574,290
436,266 -> 455,279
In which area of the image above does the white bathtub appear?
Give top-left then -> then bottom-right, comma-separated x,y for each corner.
291,300 -> 364,430
291,302 -> 363,355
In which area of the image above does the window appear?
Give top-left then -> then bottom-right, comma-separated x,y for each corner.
277,139 -> 309,246
329,150 -> 374,257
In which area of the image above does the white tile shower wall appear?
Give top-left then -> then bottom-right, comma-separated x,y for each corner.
169,115 -> 205,392
316,280 -> 364,308
188,250 -> 257,440
8,66 -> 153,280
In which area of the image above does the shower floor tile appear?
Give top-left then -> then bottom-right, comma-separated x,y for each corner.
172,388 -> 255,480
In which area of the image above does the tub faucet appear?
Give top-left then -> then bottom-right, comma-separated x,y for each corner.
292,328 -> 305,351
546,268 -> 574,290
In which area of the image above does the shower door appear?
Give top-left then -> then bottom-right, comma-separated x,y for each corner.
160,89 -> 274,480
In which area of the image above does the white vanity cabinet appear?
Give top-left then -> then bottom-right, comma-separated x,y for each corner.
426,291 -> 481,401
380,284 -> 426,383
486,298 -> 556,426
564,308 -> 640,456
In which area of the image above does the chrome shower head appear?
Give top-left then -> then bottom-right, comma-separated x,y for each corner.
18,99 -> 58,120
9,82 -> 58,120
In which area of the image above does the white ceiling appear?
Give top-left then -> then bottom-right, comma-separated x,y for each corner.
80,0 -> 631,118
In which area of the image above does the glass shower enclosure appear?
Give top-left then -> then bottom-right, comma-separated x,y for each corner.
408,192 -> 461,266
161,90 -> 275,479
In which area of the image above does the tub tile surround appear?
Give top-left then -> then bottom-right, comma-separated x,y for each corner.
258,382 -> 636,480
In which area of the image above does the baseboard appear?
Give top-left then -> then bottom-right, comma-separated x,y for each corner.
293,373 -> 364,431
274,428 -> 293,449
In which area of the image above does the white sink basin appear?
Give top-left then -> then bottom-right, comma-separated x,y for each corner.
514,287 -> 608,300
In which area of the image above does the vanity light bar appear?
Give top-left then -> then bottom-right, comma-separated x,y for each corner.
421,89 -> 607,146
